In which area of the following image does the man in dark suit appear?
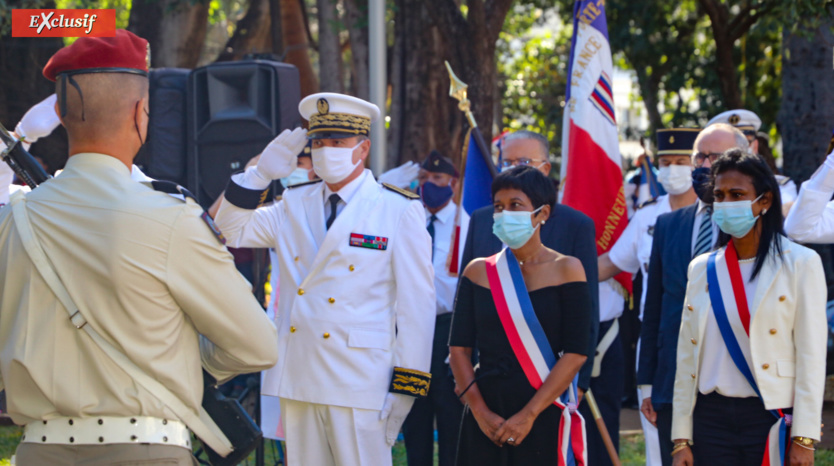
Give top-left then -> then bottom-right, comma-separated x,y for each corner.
459,130 -> 600,447
637,123 -> 749,464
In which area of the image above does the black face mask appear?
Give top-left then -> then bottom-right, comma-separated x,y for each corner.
692,167 -> 711,202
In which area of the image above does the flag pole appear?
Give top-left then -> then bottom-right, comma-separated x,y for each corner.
585,388 -> 622,466
445,62 -> 498,178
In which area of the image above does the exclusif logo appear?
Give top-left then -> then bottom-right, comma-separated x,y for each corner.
11,9 -> 116,37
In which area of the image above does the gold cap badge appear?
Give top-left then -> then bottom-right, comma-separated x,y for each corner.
729,114 -> 740,124
317,98 -> 330,115
669,136 -> 675,144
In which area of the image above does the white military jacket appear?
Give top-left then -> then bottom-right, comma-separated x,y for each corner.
216,170 -> 436,410
672,236 -> 827,441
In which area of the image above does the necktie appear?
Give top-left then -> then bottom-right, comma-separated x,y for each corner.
693,207 -> 713,257
427,214 -> 438,249
326,194 -> 341,230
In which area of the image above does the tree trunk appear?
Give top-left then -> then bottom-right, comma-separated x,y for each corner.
269,0 -> 284,54
129,0 -> 208,68
216,0 -> 273,62
631,64 -> 663,139
317,0 -> 343,92
712,32 -> 742,109
344,0 -> 370,100
778,20 -> 834,183
282,0 -> 319,97
388,0 -> 460,166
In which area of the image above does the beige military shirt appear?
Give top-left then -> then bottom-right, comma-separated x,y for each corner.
0,152 -> 277,426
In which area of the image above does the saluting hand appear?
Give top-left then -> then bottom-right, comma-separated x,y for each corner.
255,127 -> 308,181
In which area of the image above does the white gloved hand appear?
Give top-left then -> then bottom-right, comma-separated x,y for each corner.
377,161 -> 420,189
15,94 -> 60,144
256,127 -> 308,181
380,393 -> 415,447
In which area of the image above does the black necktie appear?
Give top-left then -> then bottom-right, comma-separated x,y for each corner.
427,214 -> 438,258
326,194 -> 341,230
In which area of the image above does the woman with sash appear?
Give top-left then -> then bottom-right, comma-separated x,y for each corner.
671,149 -> 826,466
448,166 -> 592,465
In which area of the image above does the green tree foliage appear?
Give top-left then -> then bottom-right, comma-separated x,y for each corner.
498,5 -> 572,158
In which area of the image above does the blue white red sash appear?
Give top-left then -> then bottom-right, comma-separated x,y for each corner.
485,248 -> 587,466
706,241 -> 790,465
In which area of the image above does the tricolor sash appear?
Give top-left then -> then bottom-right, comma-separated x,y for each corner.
706,241 -> 790,465
485,248 -> 587,466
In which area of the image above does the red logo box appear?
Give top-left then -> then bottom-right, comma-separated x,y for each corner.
12,9 -> 116,37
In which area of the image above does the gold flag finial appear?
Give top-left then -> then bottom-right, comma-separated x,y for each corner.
445,61 -> 478,128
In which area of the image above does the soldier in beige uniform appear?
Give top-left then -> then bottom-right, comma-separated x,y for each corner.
0,30 -> 278,465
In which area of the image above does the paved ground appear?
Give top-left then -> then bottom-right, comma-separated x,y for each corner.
620,404 -> 834,449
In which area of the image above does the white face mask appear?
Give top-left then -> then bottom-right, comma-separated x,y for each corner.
311,142 -> 364,184
658,165 -> 693,195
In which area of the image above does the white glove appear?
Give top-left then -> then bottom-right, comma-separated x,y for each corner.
380,393 -> 415,446
257,127 -> 308,180
15,94 -> 60,144
377,161 -> 420,189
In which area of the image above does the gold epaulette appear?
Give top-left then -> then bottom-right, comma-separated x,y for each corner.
382,183 -> 420,200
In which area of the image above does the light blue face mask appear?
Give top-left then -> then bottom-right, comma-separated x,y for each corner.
492,206 -> 544,249
712,193 -> 764,239
280,167 -> 311,188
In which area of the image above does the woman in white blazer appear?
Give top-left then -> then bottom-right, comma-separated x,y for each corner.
672,149 -> 826,466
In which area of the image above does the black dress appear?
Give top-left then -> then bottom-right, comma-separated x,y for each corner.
448,277 -> 592,466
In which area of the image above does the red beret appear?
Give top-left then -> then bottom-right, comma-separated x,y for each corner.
43,29 -> 149,82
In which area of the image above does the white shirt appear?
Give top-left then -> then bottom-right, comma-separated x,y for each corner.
776,175 -> 798,205
608,195 -> 672,319
425,201 -> 469,316
698,260 -> 759,398
691,200 -> 719,257
599,279 -> 625,322
324,171 -> 366,223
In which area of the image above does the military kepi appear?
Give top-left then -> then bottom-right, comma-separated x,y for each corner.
421,150 -> 459,177
299,92 -> 380,139
707,109 -> 761,136
656,128 -> 700,156
43,29 -> 150,119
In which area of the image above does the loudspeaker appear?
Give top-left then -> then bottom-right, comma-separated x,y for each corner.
134,68 -> 190,186
187,60 -> 301,207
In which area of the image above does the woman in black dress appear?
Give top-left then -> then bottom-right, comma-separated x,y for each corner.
449,166 -> 592,465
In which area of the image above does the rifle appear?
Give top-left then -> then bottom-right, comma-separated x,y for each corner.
0,122 -> 51,188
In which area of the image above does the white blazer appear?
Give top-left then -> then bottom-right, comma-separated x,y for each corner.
216,170 -> 436,411
672,235 -> 827,441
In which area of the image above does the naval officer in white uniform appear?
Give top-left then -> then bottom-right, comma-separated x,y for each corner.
215,92 -> 436,466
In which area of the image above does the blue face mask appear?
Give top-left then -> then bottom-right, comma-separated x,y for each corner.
692,167 -> 711,201
712,194 -> 763,238
420,181 -> 454,209
492,206 -> 544,249
280,167 -> 311,188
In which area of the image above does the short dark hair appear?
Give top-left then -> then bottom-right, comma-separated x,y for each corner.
710,148 -> 784,280
491,165 -> 556,210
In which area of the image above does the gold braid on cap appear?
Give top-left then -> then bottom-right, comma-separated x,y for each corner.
308,112 -> 371,136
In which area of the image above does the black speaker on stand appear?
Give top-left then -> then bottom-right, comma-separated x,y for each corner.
187,60 -> 301,207
134,68 -> 191,186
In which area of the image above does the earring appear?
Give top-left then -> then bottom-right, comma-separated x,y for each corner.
542,220 -> 546,225
762,209 -> 767,215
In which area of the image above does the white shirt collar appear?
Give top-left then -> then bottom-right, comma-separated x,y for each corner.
426,200 -> 457,224
323,169 -> 369,205
697,199 -> 711,215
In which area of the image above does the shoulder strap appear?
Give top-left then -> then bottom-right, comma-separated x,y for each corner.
8,192 -> 233,456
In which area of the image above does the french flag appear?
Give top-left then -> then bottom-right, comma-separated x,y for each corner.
560,0 -> 631,296
449,127 -> 496,273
